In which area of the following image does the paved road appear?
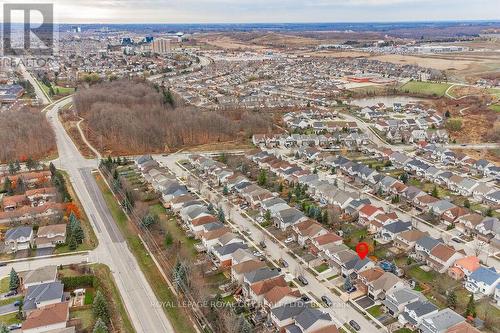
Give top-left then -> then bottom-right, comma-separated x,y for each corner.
17,60 -> 51,105
0,302 -> 18,315
45,97 -> 174,333
159,154 -> 386,333
0,253 -> 91,278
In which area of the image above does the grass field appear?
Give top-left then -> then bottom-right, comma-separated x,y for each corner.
0,277 -> 9,294
366,304 -> 383,317
94,173 -> 197,333
41,82 -> 75,96
0,313 -> 20,326
399,81 -> 452,97
489,104 -> 500,112
407,266 -> 436,283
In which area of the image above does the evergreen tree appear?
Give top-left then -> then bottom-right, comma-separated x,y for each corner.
465,293 -> 476,317
218,209 -> 225,222
463,199 -> 470,209
264,210 -> 272,224
164,233 -> 173,248
447,290 -> 457,309
92,291 -> 110,323
431,185 -> 439,198
8,162 -> 16,175
172,260 -> 189,290
238,315 -> 253,333
141,213 -> 158,229
49,162 -> 56,177
0,324 -> 9,333
14,161 -> 20,172
257,170 -> 267,186
92,318 -> 109,333
3,177 -> 13,195
222,185 -> 229,196
344,276 -> 353,291
68,235 -> 77,250
9,268 -> 19,291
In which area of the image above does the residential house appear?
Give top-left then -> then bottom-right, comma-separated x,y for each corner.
20,266 -> 58,290
211,242 -> 248,267
231,260 -> 267,284
35,224 -> 67,248
383,287 -> 426,317
4,226 -> 33,253
357,267 -> 385,295
367,272 -> 404,300
465,267 -> 500,298
427,244 -> 464,274
24,281 -> 64,312
275,208 -> 307,230
394,230 -> 428,251
22,302 -> 70,333
379,220 -> 412,242
448,256 -> 480,281
269,301 -> 307,331
398,300 -> 439,329
418,308 -> 464,333
414,236 -> 442,261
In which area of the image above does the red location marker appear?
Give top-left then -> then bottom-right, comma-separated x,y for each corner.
356,242 -> 369,260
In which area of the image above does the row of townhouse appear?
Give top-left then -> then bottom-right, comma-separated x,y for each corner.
139,156 -> 340,333
420,144 -> 500,180
252,132 -> 369,149
0,202 -> 66,224
1,187 -> 58,211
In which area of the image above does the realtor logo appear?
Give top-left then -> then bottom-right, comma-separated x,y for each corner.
2,3 -> 54,56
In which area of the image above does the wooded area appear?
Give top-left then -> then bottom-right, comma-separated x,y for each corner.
73,80 -> 273,154
0,108 -> 56,162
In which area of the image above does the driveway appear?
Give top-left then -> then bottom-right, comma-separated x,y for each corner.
355,295 -> 375,309
36,248 -> 54,256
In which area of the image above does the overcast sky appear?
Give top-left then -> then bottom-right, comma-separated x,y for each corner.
1,0 -> 500,23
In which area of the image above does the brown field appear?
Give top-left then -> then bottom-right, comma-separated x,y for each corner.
370,54 -> 473,71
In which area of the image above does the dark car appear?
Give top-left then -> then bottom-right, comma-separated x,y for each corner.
321,296 -> 332,307
349,320 -> 361,331
297,275 -> 308,286
0,262 -> 6,267
5,290 -> 17,297
259,240 -> 267,249
346,286 -> 357,294
300,295 -> 311,303
279,258 -> 288,268
13,300 -> 21,307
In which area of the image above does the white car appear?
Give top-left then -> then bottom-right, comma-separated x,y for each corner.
284,237 -> 294,244
253,251 -> 263,257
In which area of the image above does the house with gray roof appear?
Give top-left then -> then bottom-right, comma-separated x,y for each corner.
294,306 -> 333,332
24,281 -> 64,313
212,242 -> 248,267
270,301 -> 307,330
414,236 -> 442,261
418,308 -> 464,333
465,267 -> 500,298
275,208 -> 307,230
398,300 -> 439,329
5,226 -> 33,253
383,287 -> 426,316
380,221 -> 412,242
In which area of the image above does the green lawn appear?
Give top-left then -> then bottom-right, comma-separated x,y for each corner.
0,277 -> 9,294
394,329 -> 416,333
314,263 -> 330,273
489,104 -> 500,112
407,266 -> 436,283
70,308 -> 93,331
94,173 -> 197,333
41,82 -> 75,96
0,313 -> 21,326
366,304 -> 383,317
400,81 -> 452,97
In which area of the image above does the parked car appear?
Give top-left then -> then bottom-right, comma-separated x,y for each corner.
13,300 -> 21,307
279,258 -> 289,268
346,286 -> 357,294
349,320 -> 361,331
259,240 -> 267,249
321,295 -> 332,307
8,324 -> 21,331
0,262 -> 6,267
297,275 -> 308,285
284,237 -> 294,244
5,290 -> 17,297
300,295 -> 311,303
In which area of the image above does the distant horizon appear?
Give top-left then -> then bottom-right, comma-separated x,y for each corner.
1,0 -> 499,24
